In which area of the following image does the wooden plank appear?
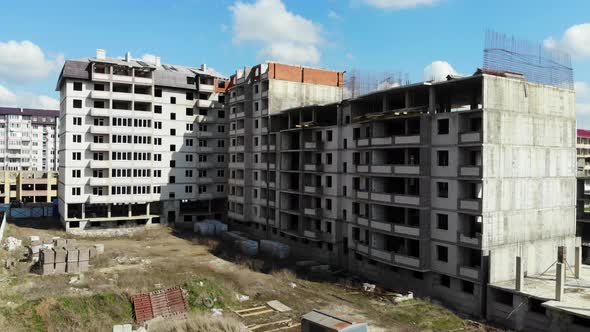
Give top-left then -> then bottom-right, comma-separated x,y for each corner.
266,300 -> 291,312
248,319 -> 292,330
240,309 -> 274,317
233,305 -> 268,314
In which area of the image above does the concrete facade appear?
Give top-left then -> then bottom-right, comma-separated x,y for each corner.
0,107 -> 59,171
0,170 -> 58,203
57,50 -> 228,231
226,69 -> 582,329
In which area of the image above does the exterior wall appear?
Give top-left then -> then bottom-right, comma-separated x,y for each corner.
268,80 -> 342,115
481,75 -> 577,283
58,57 -> 227,231
0,108 -> 59,171
0,170 -> 58,203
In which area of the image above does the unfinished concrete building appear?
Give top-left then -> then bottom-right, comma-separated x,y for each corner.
227,69 -> 585,330
226,62 -> 344,239
56,49 -> 228,231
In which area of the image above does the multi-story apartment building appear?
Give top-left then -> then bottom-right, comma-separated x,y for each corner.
0,107 -> 59,171
227,69 -> 584,329
225,62 -> 344,240
576,129 -> 590,263
56,50 -> 228,231
0,170 -> 58,203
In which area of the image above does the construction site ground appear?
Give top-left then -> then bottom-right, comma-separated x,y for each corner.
0,218 -> 501,332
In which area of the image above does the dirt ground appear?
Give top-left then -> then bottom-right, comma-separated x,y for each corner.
0,218 -> 499,332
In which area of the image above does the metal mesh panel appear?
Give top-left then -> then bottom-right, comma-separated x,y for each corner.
483,30 -> 574,90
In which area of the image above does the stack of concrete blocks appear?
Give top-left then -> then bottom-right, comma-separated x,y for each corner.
37,238 -> 98,275
27,240 -> 43,262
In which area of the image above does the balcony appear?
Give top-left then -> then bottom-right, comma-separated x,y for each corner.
459,199 -> 481,211
112,91 -> 133,101
353,216 -> 367,227
393,225 -> 420,237
458,232 -> 482,247
200,84 -> 214,93
458,266 -> 480,280
369,165 -> 420,175
112,74 -> 133,83
304,208 -> 321,217
459,131 -> 482,144
90,143 -> 109,151
371,248 -> 392,261
459,166 -> 481,177
134,93 -> 153,103
352,241 -> 369,254
90,126 -> 110,134
89,177 -> 110,186
90,90 -> 110,99
394,254 -> 420,268
304,186 -> 320,194
394,135 -> 420,145
90,108 -> 110,117
303,230 -> 317,239
89,160 -> 109,168
304,141 -> 322,150
134,76 -> 153,85
303,164 -> 323,172
394,194 -> 420,206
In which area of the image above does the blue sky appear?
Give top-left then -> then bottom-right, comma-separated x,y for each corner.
1,0 -> 589,125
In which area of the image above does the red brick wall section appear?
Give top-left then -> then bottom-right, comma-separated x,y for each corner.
267,62 -> 344,87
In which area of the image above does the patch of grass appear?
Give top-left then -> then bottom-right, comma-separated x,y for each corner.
388,300 -> 466,331
148,311 -> 244,332
183,276 -> 235,311
47,293 -> 133,331
0,300 -> 45,332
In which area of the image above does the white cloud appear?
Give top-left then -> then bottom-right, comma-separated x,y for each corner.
230,0 -> 323,64
0,40 -> 64,83
423,61 -> 457,82
576,81 -> 590,128
361,0 -> 439,10
544,23 -> 590,58
0,84 -> 59,109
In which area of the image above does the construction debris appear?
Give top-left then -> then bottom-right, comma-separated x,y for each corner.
266,300 -> 291,312
131,286 -> 188,324
236,294 -> 250,302
362,283 -> 376,293
392,291 -> 414,304
3,237 -> 21,251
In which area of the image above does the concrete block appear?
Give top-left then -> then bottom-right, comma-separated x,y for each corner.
42,263 -> 55,275
112,324 -> 132,332
78,260 -> 89,272
54,248 -> 67,263
40,249 -> 55,264
29,235 -> 40,242
66,261 -> 79,274
53,238 -> 66,248
42,243 -> 53,250
89,246 -> 97,258
66,239 -> 77,247
66,249 -> 79,263
78,247 -> 90,261
54,262 -> 66,274
94,244 -> 104,254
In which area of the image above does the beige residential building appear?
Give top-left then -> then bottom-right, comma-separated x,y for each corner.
0,170 -> 58,203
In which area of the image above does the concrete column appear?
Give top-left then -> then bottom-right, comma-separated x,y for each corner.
146,202 -> 150,216
128,205 -> 132,217
405,90 -> 410,108
575,246 -> 582,279
81,203 -> 85,219
428,86 -> 436,114
382,95 -> 389,112
515,256 -> 524,291
107,204 -> 111,218
556,262 -> 565,301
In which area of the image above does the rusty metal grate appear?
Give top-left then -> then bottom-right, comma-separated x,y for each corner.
132,286 -> 187,323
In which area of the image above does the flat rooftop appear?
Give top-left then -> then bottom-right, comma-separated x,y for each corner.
490,264 -> 590,319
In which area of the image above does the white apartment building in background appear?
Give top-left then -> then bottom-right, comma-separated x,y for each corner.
56,50 -> 228,230
0,107 -> 59,171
